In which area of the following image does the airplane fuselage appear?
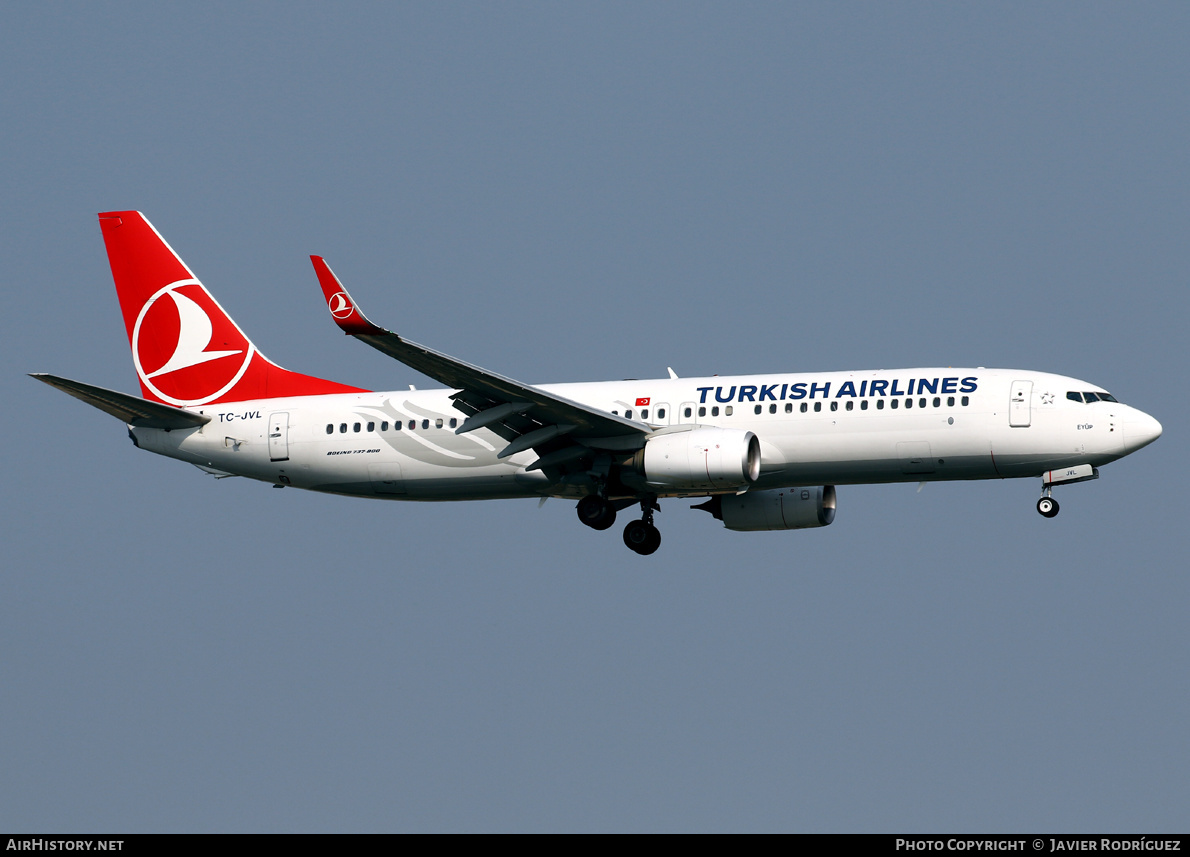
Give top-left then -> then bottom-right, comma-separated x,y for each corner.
134,367 -> 1156,502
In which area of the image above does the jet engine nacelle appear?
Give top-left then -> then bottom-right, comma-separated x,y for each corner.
637,427 -> 761,491
697,485 -> 837,531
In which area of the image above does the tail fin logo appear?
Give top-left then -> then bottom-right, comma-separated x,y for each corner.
327,291 -> 356,320
132,280 -> 256,406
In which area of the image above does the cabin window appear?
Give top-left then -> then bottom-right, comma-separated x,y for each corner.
830,401 -> 838,412
754,405 -> 762,415
876,400 -> 884,410
340,423 -> 347,433
367,421 -> 375,432
394,420 -> 402,431
641,409 -> 649,420
450,418 -> 458,428
657,408 -> 665,419
947,397 -> 955,407
961,396 -> 969,406
919,398 -> 926,408
381,421 -> 389,431
699,407 -> 707,417
933,397 -> 940,408
422,420 -> 429,430
684,407 -> 693,418
725,406 -> 733,416
890,399 -> 899,410
786,403 -> 793,413
800,403 -> 808,413
711,406 -> 719,417
408,420 -> 416,430
625,409 -> 633,420
845,401 -> 854,411
326,424 -> 333,435
353,422 -> 361,432
861,400 -> 869,410
813,402 -> 822,412
905,398 -> 913,409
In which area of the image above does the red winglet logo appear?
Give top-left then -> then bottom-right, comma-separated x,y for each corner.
328,291 -> 356,320
310,256 -> 385,335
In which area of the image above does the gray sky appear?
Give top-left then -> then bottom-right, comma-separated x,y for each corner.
2,3 -> 1187,832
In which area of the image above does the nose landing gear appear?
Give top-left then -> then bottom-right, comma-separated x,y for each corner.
1036,496 -> 1059,517
1036,487 -> 1060,518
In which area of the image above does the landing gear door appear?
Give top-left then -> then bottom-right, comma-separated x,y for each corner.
1009,381 -> 1032,427
268,411 -> 290,461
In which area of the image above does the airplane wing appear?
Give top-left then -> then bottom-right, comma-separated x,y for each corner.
310,257 -> 649,466
30,373 -> 211,429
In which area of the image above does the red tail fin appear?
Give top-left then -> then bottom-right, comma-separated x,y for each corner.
99,211 -> 365,406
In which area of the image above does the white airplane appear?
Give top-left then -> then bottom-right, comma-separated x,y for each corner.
33,211 -> 1162,555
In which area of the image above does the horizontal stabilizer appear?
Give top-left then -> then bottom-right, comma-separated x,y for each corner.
30,373 -> 211,429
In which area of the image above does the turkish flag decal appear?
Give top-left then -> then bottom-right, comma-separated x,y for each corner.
635,397 -> 650,407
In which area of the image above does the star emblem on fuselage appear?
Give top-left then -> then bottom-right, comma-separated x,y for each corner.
1041,391 -> 1055,405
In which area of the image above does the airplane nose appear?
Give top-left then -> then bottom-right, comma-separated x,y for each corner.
1123,411 -> 1162,453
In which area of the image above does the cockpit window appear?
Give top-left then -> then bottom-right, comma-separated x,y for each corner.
1068,390 -> 1119,404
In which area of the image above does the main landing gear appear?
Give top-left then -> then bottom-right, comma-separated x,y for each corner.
576,494 -> 617,530
575,495 -> 662,554
622,498 -> 661,556
1036,486 -> 1060,518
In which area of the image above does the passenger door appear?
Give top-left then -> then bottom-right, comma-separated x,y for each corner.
1009,381 -> 1032,427
268,412 -> 290,461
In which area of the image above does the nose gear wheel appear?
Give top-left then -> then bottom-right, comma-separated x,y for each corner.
1037,497 -> 1059,518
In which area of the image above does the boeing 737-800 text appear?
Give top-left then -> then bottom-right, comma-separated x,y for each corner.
32,212 -> 1163,554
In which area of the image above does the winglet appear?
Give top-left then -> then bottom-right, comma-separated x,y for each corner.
310,256 -> 387,336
